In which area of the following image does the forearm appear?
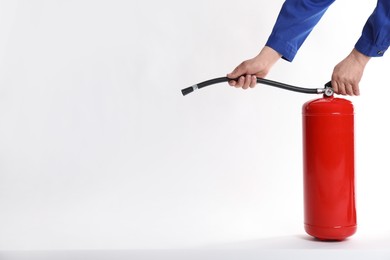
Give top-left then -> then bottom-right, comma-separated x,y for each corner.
266,0 -> 335,61
355,0 -> 390,57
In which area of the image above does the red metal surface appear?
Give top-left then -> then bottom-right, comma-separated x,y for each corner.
302,95 -> 356,240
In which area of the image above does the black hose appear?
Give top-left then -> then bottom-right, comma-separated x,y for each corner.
181,77 -> 321,96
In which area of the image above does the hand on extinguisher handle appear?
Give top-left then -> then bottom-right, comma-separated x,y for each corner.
181,77 -> 334,97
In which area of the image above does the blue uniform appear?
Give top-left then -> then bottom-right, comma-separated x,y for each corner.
266,0 -> 390,61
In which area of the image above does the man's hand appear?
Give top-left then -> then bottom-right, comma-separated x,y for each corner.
227,46 -> 282,89
331,48 -> 370,96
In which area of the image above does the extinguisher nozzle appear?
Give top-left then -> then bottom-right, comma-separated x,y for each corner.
181,85 -> 198,96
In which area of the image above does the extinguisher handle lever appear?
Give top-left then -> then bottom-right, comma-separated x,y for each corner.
181,77 -> 334,96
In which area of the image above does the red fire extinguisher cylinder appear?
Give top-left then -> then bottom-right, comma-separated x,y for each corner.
181,76 -> 356,240
302,95 -> 356,240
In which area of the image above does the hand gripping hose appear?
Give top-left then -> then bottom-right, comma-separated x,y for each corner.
181,77 -> 334,97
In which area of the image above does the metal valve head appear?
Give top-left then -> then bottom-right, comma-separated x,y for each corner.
324,81 -> 334,97
324,87 -> 334,97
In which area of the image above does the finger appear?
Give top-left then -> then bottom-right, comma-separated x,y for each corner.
243,75 -> 251,89
228,80 -> 236,87
250,75 -> 257,88
235,76 -> 245,88
352,83 -> 360,96
345,83 -> 354,96
331,80 -> 339,94
338,83 -> 347,95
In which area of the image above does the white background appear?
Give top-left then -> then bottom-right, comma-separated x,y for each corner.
0,0 -> 389,253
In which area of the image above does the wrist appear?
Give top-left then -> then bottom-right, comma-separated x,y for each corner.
256,46 -> 282,65
350,48 -> 370,67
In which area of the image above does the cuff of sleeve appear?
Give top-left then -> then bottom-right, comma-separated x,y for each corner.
355,36 -> 389,57
266,34 -> 297,62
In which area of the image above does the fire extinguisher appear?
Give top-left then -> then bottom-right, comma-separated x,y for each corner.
181,77 -> 356,241
302,83 -> 356,240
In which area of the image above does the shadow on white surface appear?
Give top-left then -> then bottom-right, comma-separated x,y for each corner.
1,234 -> 389,260
202,233 -> 390,250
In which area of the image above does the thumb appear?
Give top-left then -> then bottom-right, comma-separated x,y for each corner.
227,64 -> 247,80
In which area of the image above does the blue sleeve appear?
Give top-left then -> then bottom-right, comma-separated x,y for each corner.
355,0 -> 390,57
266,0 -> 335,62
